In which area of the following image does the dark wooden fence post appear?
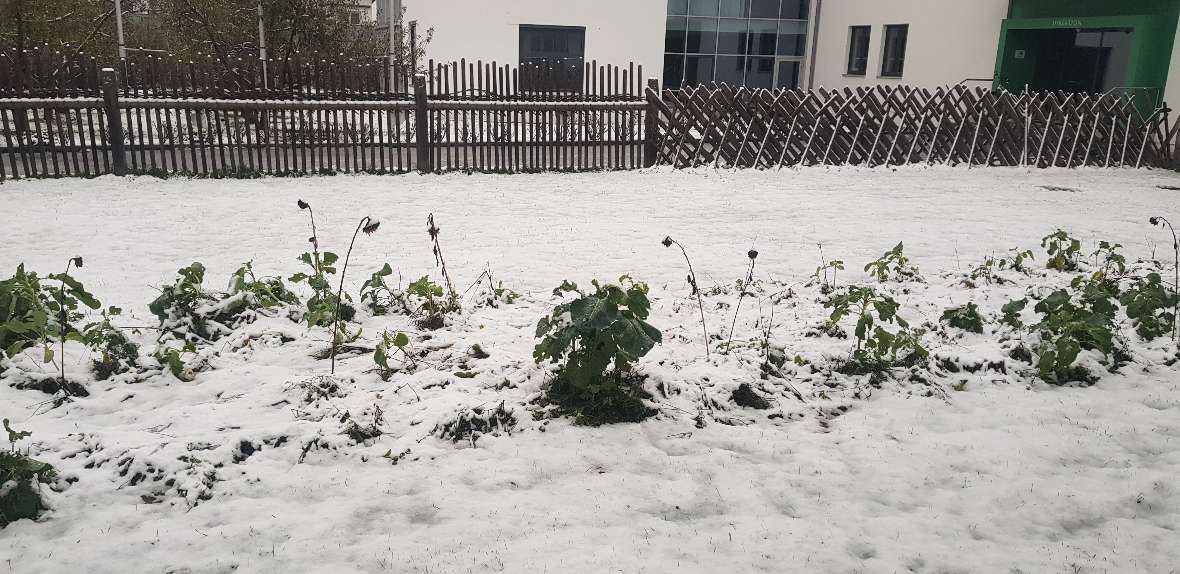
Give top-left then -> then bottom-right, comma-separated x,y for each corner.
413,74 -> 432,173
644,77 -> 659,168
101,68 -> 127,176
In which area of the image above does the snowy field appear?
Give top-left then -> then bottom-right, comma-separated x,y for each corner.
1,167 -> 1179,573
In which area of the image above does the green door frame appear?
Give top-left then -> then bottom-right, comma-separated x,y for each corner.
993,15 -> 1169,108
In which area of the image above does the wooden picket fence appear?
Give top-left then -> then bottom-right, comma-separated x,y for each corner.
648,83 -> 1178,169
1,44 -> 644,101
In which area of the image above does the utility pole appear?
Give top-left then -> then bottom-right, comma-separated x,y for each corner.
257,3 -> 268,90
388,0 -> 403,90
114,0 -> 127,60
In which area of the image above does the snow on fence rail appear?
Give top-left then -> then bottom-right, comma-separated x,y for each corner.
648,83 -> 1179,169
2,73 -> 1177,180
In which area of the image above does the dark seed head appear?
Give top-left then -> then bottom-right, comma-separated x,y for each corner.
747,249 -> 758,260
71,256 -> 84,268
662,236 -> 673,248
297,199 -> 310,210
1149,216 -> 1160,226
308,236 -> 316,243
363,220 -> 381,235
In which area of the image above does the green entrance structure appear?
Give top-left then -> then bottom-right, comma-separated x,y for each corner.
994,0 -> 1179,110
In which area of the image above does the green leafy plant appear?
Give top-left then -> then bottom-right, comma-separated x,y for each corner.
289,200 -> 355,328
534,276 -> 662,425
359,263 -> 408,316
426,213 -> 460,309
149,263 -> 233,343
1042,229 -> 1081,272
407,276 -> 457,330
865,242 -> 921,282
82,306 -> 139,381
469,266 -> 519,309
227,260 -> 299,309
1001,298 -> 1029,329
970,249 -> 1035,285
941,303 -> 985,334
373,331 -> 416,379
1,418 -> 57,528
813,259 -> 845,293
0,265 -> 54,366
46,256 -> 100,393
154,341 -> 197,381
1120,272 -> 1179,341
1030,288 -> 1117,385
824,285 -> 928,374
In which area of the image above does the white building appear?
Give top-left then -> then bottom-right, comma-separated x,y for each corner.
398,0 -> 1180,111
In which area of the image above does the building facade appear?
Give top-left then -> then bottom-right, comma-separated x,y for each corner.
401,0 -> 1180,109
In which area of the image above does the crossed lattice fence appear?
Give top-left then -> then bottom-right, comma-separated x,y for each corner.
648,83 -> 1178,169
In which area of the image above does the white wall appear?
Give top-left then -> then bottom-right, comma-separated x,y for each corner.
1166,11 -> 1180,123
403,0 -> 666,82
810,0 -> 1007,90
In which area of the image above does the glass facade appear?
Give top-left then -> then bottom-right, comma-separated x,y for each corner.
663,0 -> 809,90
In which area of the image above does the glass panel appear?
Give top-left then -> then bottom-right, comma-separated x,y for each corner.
716,55 -> 746,85
746,56 -> 775,88
720,0 -> 749,17
749,0 -> 779,19
664,53 -> 686,90
689,0 -> 719,17
847,26 -> 870,75
666,16 -> 688,52
748,20 -> 777,56
776,60 -> 801,89
686,18 -> 719,53
881,24 -> 907,77
668,0 -> 689,15
685,55 -> 716,86
777,20 -> 807,56
780,0 -> 808,19
717,19 -> 749,54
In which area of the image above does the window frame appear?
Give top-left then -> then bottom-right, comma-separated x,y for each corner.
846,25 -> 871,76
879,24 -> 908,78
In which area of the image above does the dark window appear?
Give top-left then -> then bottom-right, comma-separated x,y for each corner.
685,55 -> 716,87
720,0 -> 749,18
716,55 -> 746,85
690,0 -> 719,17
847,26 -> 870,76
717,19 -> 749,54
663,54 -> 685,90
749,0 -> 779,19
519,25 -> 586,91
780,0 -> 808,19
668,0 -> 689,15
745,56 -> 775,88
686,17 -> 718,53
747,19 -> 777,55
881,24 -> 908,77
777,20 -> 806,56
666,16 -> 688,52
776,60 -> 801,89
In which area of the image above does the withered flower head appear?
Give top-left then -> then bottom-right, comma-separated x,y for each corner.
297,199 -> 310,210
71,256 -> 84,268
1149,216 -> 1160,226
661,236 -> 673,248
747,249 -> 758,260
363,220 -> 381,235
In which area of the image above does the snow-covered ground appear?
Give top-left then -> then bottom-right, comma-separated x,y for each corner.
1,167 -> 1179,573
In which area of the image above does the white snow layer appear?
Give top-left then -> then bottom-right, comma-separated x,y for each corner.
0,166 -> 1178,573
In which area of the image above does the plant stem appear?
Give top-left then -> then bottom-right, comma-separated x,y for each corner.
305,205 -> 321,280
57,258 -> 75,398
727,256 -> 756,346
1162,217 -> 1180,341
671,239 -> 710,359
331,216 -> 370,375
427,213 -> 458,306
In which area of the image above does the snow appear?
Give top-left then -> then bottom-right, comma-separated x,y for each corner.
1,166 -> 1179,573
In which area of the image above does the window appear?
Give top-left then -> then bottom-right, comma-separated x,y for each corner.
519,25 -> 586,92
881,24 -> 908,77
846,26 -> 870,76
662,0 -> 809,89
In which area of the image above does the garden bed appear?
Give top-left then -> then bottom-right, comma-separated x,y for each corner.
0,167 -> 1178,573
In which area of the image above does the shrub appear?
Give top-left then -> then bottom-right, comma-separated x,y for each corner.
407,276 -> 458,330
1120,272 -> 1179,341
941,303 -> 985,334
824,285 -> 928,374
359,263 -> 408,316
534,276 -> 661,425
150,263 -> 234,343
1042,229 -> 1081,272
1030,288 -> 1117,385
82,307 -> 139,380
865,242 -> 921,282
1,419 -> 57,528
